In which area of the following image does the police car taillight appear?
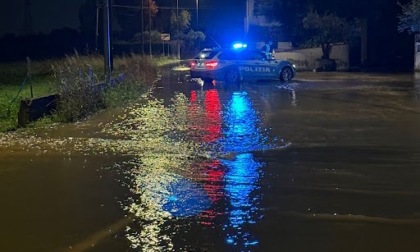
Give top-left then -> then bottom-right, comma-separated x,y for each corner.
205,60 -> 218,70
190,61 -> 197,69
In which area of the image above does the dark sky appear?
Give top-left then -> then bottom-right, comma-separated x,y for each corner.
0,0 -> 245,36
0,0 -> 86,35
0,0 -> 405,41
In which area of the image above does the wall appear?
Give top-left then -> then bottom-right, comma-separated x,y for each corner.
273,44 -> 350,71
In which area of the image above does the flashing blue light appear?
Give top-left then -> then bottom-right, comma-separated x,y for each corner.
232,43 -> 247,49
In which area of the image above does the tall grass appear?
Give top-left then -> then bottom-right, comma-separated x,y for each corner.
103,54 -> 158,108
0,53 -> 170,132
51,52 -> 160,122
51,53 -> 104,122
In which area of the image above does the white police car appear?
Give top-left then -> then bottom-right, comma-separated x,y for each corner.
190,47 -> 296,83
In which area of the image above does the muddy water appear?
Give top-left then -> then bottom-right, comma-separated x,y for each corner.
1,70 -> 420,252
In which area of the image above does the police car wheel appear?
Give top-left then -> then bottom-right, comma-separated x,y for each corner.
280,67 -> 293,82
225,69 -> 240,83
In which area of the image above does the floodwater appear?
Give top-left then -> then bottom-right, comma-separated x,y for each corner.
2,69 -> 420,252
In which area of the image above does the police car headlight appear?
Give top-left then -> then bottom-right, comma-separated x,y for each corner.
292,64 -> 296,69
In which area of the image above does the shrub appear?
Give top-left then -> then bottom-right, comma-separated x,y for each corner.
52,53 -> 103,122
51,53 -> 158,122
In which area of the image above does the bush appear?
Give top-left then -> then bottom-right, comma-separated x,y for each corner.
51,53 -> 158,122
52,53 -> 103,122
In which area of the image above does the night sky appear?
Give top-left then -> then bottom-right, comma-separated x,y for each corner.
0,0 -> 243,36
0,0 -> 87,35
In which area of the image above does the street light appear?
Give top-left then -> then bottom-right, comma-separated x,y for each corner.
196,0 -> 199,30
103,0 -> 112,84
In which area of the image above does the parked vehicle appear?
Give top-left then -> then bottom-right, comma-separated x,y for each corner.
190,48 -> 296,83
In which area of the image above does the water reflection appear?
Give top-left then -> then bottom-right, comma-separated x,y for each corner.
190,89 -> 273,250
218,91 -> 273,153
188,89 -> 222,143
119,87 -> 277,251
189,89 -> 225,223
222,153 -> 264,249
218,91 -> 267,250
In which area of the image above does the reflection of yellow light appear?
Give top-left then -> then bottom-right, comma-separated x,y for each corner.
172,65 -> 190,71
127,161 -> 174,251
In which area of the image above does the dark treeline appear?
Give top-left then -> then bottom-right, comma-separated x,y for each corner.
0,28 -> 88,62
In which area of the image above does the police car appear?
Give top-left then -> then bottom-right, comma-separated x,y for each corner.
190,46 -> 296,83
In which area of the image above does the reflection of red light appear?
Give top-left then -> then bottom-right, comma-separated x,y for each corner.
204,164 -> 224,202
203,90 -> 221,142
193,160 -> 223,203
188,90 -> 224,225
190,90 -> 197,102
188,90 -> 221,143
197,160 -> 224,225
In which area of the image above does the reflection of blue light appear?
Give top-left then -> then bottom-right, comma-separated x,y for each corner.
222,153 -> 263,250
218,92 -> 272,153
223,153 -> 262,208
217,90 -> 273,250
162,177 -> 211,217
168,195 -> 178,201
226,237 -> 235,244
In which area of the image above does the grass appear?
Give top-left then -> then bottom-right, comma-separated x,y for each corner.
0,53 -> 180,132
0,75 -> 56,132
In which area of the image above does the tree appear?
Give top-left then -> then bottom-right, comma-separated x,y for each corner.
170,10 -> 191,36
144,0 -> 158,55
302,10 -> 353,59
170,10 -> 205,56
398,0 -> 420,70
398,0 -> 420,33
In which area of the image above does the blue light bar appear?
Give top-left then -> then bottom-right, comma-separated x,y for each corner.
232,43 -> 247,49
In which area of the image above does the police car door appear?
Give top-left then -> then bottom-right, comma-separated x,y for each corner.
238,50 -> 277,80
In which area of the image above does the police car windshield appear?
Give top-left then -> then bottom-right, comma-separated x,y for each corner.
194,50 -> 219,60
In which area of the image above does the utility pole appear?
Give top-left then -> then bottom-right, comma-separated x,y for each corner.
103,0 -> 113,84
177,0 -> 180,59
95,0 -> 100,51
141,0 -> 144,55
196,0 -> 199,30
149,2 -> 152,58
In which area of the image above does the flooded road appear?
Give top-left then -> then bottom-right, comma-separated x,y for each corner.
1,69 -> 420,251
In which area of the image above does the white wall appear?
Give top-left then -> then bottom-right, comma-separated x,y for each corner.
273,44 -> 350,71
